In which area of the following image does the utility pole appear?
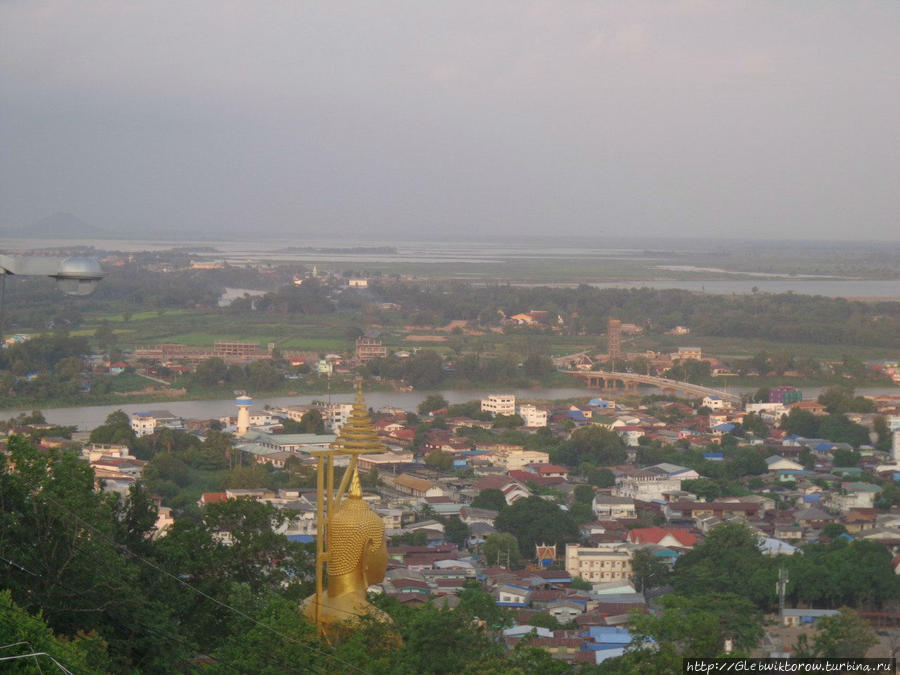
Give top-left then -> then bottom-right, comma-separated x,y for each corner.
777,566 -> 789,617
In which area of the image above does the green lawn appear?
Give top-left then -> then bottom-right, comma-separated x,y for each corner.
108,372 -> 161,392
85,309 -> 193,323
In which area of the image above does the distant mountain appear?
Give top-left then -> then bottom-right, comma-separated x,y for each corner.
1,212 -> 113,239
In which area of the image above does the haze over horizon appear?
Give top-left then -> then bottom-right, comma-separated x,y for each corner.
1,2 -> 898,242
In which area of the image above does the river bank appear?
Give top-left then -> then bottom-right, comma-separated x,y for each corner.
3,384 -> 898,432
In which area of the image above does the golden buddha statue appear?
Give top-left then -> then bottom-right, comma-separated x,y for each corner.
301,468 -> 391,640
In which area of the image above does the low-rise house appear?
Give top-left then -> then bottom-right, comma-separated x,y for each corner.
547,599 -> 585,623
592,495 -> 637,520
766,455 -> 804,472
758,537 -> 800,556
782,609 -> 839,627
393,474 -> 445,498
475,475 -> 531,505
794,507 -> 836,529
582,626 -> 634,664
525,463 -> 569,479
830,482 -> 882,511
665,500 -> 763,522
496,584 -> 531,607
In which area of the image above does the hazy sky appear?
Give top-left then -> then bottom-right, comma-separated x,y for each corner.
1,1 -> 898,241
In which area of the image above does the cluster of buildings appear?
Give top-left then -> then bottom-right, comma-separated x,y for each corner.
7,373 -> 900,664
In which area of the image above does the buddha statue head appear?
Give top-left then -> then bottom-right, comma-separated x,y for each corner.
326,470 -> 388,589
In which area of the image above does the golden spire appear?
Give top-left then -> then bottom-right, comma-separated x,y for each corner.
348,466 -> 362,499
329,379 -> 386,455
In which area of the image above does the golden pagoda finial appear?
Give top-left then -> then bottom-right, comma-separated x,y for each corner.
329,380 -> 387,455
348,466 -> 362,499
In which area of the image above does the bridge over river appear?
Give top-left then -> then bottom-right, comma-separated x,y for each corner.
562,370 -> 742,404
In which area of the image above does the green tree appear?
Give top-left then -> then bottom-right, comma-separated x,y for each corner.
573,484 -> 595,504
298,409 -> 326,434
482,532 -> 522,569
526,612 -> 559,629
570,576 -> 592,590
247,359 -> 282,390
569,502 -> 594,524
587,467 -> 616,488
673,523 -> 775,607
874,415 -> 892,451
194,357 -> 228,386
492,413 -> 524,429
0,590 -> 109,673
627,593 -> 764,662
494,496 -> 580,554
471,488 -> 507,512
424,450 -> 454,471
0,436 -> 187,670
456,582 -> 514,632
781,408 -> 820,438
444,515 -> 470,546
552,425 -> 627,467
832,447 -> 861,467
795,607 -> 876,658
631,549 -> 671,593
418,394 -> 449,415
799,447 -> 815,469
522,354 -> 553,378
89,409 -> 136,445
819,414 -> 870,447
210,594 -> 322,673
94,321 -> 116,350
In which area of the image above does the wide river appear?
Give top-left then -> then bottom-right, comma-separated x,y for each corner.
4,385 -> 898,432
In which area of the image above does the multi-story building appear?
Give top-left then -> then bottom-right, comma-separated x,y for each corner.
315,402 -> 354,432
130,410 -> 183,437
701,395 -> 730,410
592,495 -> 637,520
356,336 -> 387,362
613,470 -> 682,501
607,319 -> 622,362
672,346 -> 702,361
517,404 -> 548,427
489,447 -> 549,471
481,394 -> 516,416
565,543 -> 634,583
769,386 -> 803,405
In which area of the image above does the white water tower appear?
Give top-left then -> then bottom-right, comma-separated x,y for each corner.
235,395 -> 253,435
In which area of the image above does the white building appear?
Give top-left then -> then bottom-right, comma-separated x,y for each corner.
592,495 -> 637,520
490,448 -> 549,471
517,404 -> 548,427
613,469 -> 683,501
130,410 -> 183,437
317,402 -> 354,432
702,395 -> 730,410
565,543 -> 635,583
482,394 -> 516,416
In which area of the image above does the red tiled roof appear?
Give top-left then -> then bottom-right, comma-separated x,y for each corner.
626,526 -> 697,547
